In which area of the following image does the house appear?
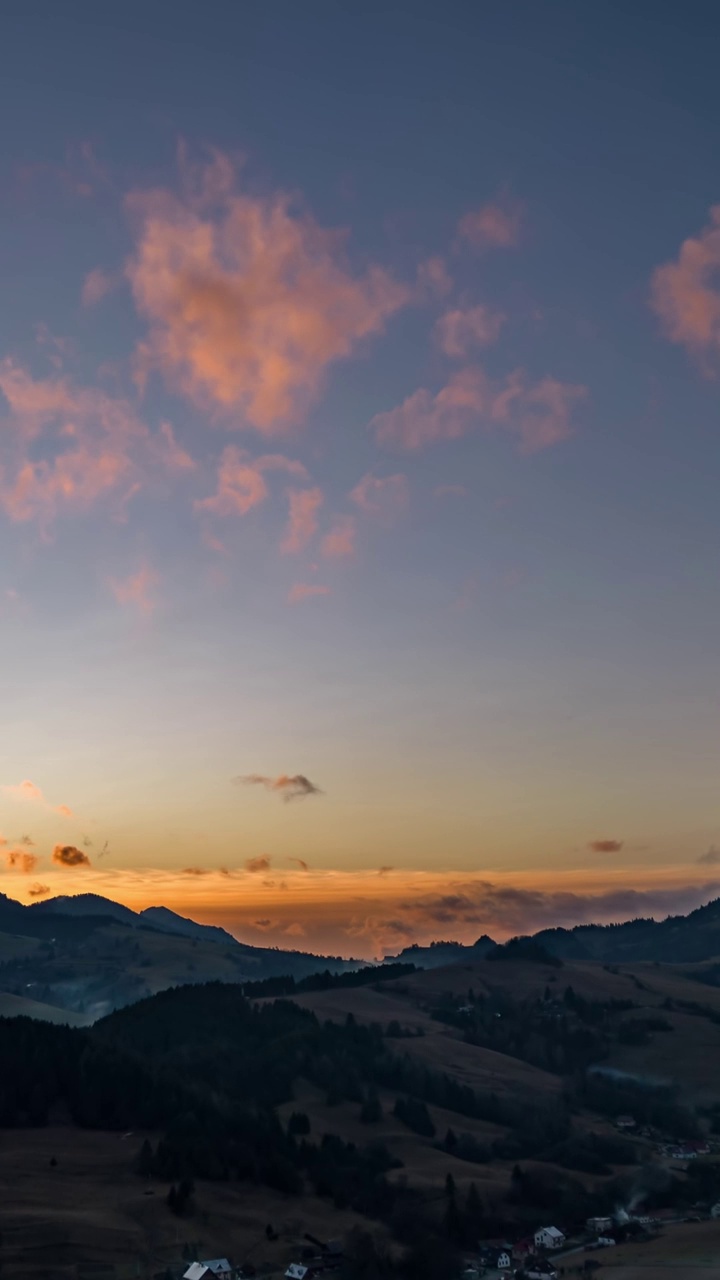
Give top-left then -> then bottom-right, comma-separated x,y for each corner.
615,1115 -> 636,1130
286,1267 -> 313,1280
495,1251 -> 512,1271
711,1203 -> 720,1220
512,1239 -> 534,1261
533,1227 -> 565,1251
586,1216 -> 613,1235
184,1264 -> 233,1280
522,1266 -> 558,1280
478,1246 -> 511,1270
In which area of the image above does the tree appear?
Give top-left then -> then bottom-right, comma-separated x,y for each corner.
361,1091 -> 383,1124
444,1172 -> 456,1200
288,1111 -> 310,1136
135,1138 -> 154,1177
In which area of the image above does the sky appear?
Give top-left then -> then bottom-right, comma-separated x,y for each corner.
2,0 -> 720,958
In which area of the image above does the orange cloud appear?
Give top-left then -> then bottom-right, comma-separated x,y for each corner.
52,844 -> 91,868
588,839 -> 624,853
651,205 -> 720,363
372,366 -> 585,453
350,472 -> 409,519
81,267 -> 113,307
4,849 -> 38,873
126,155 -> 409,430
435,306 -> 505,356
288,583 -> 331,603
109,563 -> 159,615
321,514 -> 356,559
281,487 -> 323,554
287,857 -> 310,871
27,883 -> 50,898
1,779 -> 74,818
457,197 -> 523,251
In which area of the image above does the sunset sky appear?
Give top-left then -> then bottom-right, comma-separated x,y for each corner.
2,2 -> 720,958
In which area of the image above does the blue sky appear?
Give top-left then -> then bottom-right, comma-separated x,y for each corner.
1,1 -> 720,955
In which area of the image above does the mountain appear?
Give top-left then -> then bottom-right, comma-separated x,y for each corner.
30,893 -> 141,927
139,904 -> 240,947
386,935 -> 496,968
534,896 -> 720,965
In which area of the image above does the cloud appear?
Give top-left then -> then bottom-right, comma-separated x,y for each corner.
288,583 -> 331,603
27,883 -> 50,898
284,922 -> 305,937
697,845 -> 720,866
182,866 -> 213,876
4,849 -> 38,873
350,472 -> 409,519
588,839 -> 624,853
434,483 -> 467,499
235,773 -> 323,802
416,257 -> 453,298
245,855 -> 272,873
157,421 -> 195,472
371,366 -> 585,453
378,866 -> 394,876
195,447 -> 307,518
81,267 -> 114,307
18,834 -> 34,847
435,306 -> 505,356
126,153 -> 409,430
109,563 -> 159,616
52,844 -> 92,868
321,515 -> 357,559
281,487 -> 323,554
0,361 -> 149,527
457,197 -> 523,251
651,206 -> 720,364
287,857 -> 309,871
1,779 -> 74,819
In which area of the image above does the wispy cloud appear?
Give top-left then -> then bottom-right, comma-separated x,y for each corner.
288,583 -> 331,604
1,779 -> 75,819
81,267 -> 114,307
697,845 -> 720,866
321,515 -> 356,559
109,563 -> 159,615
52,844 -> 92,868
235,773 -> 323,802
281,487 -> 323,554
435,306 -> 505,356
588,839 -> 624,853
287,857 -> 310,871
457,197 -> 523,251
350,472 -> 409,519
195,447 -> 307,519
27,882 -> 50,898
651,205 -> 720,366
126,152 -> 409,430
372,366 -> 585,453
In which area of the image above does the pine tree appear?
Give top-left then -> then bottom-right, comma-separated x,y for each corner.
465,1181 -> 482,1223
444,1172 -> 456,1199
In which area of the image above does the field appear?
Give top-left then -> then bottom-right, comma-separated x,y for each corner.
0,991 -> 91,1025
567,1220 -> 720,1276
0,1128 -> 383,1280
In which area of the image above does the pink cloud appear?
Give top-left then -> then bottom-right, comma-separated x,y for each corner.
157,421 -> 195,471
416,256 -> 453,298
435,305 -> 504,356
125,154 -> 409,431
288,583 -> 331,603
434,483 -> 468,499
195,446 -> 307,518
321,514 -> 357,559
4,849 -> 39,874
350,472 -> 409,519
81,268 -> 113,307
109,563 -> 159,615
0,361 -> 148,527
371,365 -> 585,453
457,197 -> 523,251
281,486 -> 323,554
651,205 -> 720,363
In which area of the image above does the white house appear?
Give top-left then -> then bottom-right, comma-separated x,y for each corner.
183,1261 -> 233,1280
285,1266 -> 311,1280
711,1203 -> 720,1220
533,1227 -> 565,1251
524,1267 -> 557,1280
496,1252 -> 511,1271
